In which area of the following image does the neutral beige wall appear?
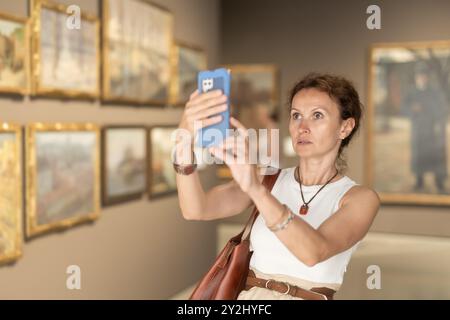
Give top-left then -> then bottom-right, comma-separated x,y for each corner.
0,0 -> 221,299
221,0 -> 450,237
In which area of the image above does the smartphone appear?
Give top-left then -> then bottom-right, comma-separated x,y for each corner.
196,68 -> 231,148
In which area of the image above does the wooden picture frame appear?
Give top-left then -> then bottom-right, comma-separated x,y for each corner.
148,125 -> 177,198
26,123 -> 100,238
367,40 -> 450,206
0,12 -> 30,95
30,0 -> 100,98
169,41 -> 207,106
101,125 -> 148,206
102,0 -> 174,105
0,123 -> 22,265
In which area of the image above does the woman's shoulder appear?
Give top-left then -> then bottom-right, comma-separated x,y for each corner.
339,184 -> 380,210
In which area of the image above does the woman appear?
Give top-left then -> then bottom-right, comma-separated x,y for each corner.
174,73 -> 380,300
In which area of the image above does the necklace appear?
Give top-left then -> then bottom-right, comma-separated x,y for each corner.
296,166 -> 339,215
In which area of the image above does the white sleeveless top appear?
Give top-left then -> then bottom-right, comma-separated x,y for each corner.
249,166 -> 361,285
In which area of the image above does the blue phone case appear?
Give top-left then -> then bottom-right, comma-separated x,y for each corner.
196,68 -> 230,148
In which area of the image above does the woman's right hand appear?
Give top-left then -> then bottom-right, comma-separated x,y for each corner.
175,89 -> 228,165
178,89 -> 228,140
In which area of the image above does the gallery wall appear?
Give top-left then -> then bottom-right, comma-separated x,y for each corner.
0,0 -> 221,299
221,0 -> 450,237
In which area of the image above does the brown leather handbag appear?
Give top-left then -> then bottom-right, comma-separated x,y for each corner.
189,169 -> 281,300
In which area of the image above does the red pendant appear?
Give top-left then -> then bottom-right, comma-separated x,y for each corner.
299,204 -> 309,215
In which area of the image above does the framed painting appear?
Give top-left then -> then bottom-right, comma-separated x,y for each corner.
101,126 -> 147,206
0,12 -> 29,95
368,40 -> 450,206
0,123 -> 22,265
218,64 -> 281,178
30,1 -> 100,98
148,125 -> 177,198
169,42 -> 207,106
224,64 -> 280,129
102,0 -> 174,105
26,123 -> 100,238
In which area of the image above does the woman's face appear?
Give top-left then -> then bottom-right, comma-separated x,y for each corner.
289,88 -> 351,159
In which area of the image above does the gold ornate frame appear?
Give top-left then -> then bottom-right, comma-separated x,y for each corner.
0,123 -> 22,265
367,40 -> 450,206
102,0 -> 174,105
0,12 -> 30,95
169,41 -> 207,107
101,125 -> 148,206
30,0 -> 100,98
26,123 -> 101,238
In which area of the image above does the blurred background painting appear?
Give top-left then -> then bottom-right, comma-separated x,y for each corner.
369,42 -> 450,206
103,0 -> 173,104
0,13 -> 27,94
102,126 -> 147,206
170,42 -> 207,106
27,125 -> 99,238
34,2 -> 99,96
149,126 -> 177,198
0,125 -> 21,265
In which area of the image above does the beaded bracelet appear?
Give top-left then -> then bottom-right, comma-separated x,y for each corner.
267,204 -> 295,232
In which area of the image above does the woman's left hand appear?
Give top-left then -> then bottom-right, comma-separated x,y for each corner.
208,117 -> 262,195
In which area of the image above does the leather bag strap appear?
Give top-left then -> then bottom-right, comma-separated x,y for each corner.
234,169 -> 281,242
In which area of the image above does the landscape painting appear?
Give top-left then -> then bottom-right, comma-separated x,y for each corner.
26,123 -> 100,237
103,0 -> 173,104
102,126 -> 147,206
0,124 -> 22,264
148,126 -> 177,198
0,12 -> 29,94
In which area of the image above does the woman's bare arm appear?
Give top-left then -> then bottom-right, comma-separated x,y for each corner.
175,89 -> 257,221
177,172 -> 253,221
247,184 -> 380,266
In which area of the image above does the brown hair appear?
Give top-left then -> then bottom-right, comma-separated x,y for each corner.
289,73 -> 363,173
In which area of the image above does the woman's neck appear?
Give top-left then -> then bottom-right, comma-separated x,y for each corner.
295,160 -> 341,186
